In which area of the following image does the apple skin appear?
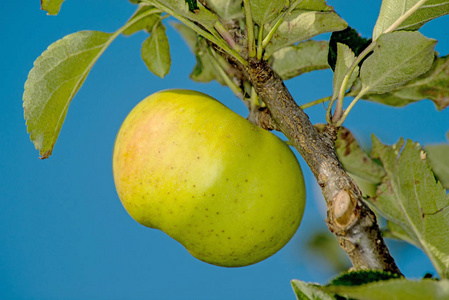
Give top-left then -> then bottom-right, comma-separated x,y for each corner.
112,89 -> 306,267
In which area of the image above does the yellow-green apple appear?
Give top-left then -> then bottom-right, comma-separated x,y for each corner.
112,89 -> 306,267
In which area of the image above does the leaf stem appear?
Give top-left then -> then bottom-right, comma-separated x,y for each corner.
261,0 -> 303,53
243,0 -> 256,58
334,90 -> 366,127
207,45 -> 244,99
383,0 -> 428,36
120,7 -> 162,37
256,24 -> 264,60
331,0 -> 429,125
87,7 -> 162,92
299,95 -> 331,110
330,41 -> 376,124
214,21 -> 241,53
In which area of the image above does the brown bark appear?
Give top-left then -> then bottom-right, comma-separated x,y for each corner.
243,58 -> 402,274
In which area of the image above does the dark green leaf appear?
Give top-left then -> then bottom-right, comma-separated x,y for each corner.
123,5 -> 160,36
185,0 -> 199,12
291,280 -> 336,300
373,0 -> 449,40
322,278 -> 449,300
370,137 -> 449,278
23,31 -> 113,159
41,0 -> 65,15
141,23 -> 171,78
361,55 -> 449,110
330,270 -> 401,286
425,143 -> 449,189
270,40 -> 329,80
360,31 -> 436,95
328,27 -> 371,71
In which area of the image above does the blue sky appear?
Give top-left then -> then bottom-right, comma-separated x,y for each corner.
1,1 -> 448,299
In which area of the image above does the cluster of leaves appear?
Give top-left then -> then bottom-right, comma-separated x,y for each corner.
334,128 -> 449,279
25,0 -> 351,158
24,0 -> 449,298
292,270 -> 449,299
26,0 -> 449,158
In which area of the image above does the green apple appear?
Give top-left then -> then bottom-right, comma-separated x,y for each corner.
112,89 -> 306,267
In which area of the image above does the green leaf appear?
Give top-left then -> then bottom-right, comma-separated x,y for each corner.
330,270 -> 401,286
157,0 -> 219,31
270,40 -> 329,80
425,143 -> 449,189
370,137 -> 449,278
361,55 -> 449,110
41,0 -> 65,15
207,0 -> 243,20
373,0 -> 449,40
250,0 -> 287,26
295,0 -> 334,12
332,43 -> 359,101
334,128 -> 385,197
360,31 -> 436,95
328,27 -> 371,71
123,5 -> 160,36
141,22 -> 171,78
291,280 -> 336,300
190,53 -> 218,83
23,31 -> 114,159
264,9 -> 347,57
322,278 -> 449,300
190,50 -> 220,83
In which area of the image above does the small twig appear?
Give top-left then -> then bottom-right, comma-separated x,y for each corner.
243,0 -> 256,58
256,24 -> 264,60
207,45 -> 244,99
300,95 -> 331,110
334,94 -> 361,127
330,42 -> 376,124
261,0 -> 303,51
214,21 -> 241,53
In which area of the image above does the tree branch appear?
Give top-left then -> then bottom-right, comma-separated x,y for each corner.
243,58 -> 402,274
